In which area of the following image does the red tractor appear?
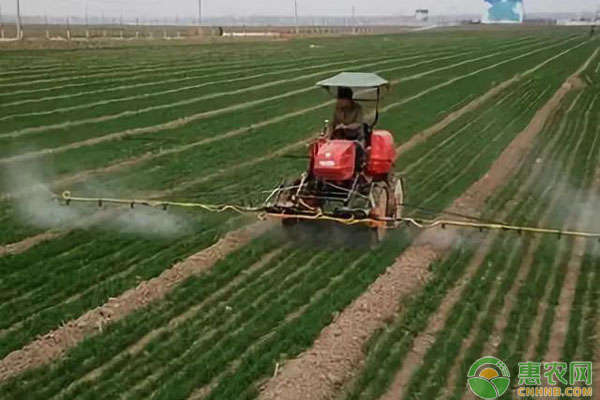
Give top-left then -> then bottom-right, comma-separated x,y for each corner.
264,72 -> 404,242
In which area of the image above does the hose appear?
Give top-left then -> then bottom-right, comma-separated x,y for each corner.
59,191 -> 600,239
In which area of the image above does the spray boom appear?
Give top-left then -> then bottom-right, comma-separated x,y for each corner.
59,191 -> 600,240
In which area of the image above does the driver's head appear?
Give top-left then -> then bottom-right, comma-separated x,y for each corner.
336,86 -> 354,107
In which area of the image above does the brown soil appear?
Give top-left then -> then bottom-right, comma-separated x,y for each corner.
258,245 -> 438,400
0,231 -> 62,257
0,221 -> 270,384
257,45 -> 597,400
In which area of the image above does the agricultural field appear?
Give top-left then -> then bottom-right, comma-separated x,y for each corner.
0,26 -> 598,400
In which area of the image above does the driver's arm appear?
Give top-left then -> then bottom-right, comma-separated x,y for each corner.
328,109 -> 342,137
342,104 -> 364,131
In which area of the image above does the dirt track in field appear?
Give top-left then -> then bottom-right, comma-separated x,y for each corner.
0,231 -> 61,257
0,221 -> 270,384
257,45 -> 598,400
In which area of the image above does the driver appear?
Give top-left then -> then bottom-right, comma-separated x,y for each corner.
329,86 -> 365,142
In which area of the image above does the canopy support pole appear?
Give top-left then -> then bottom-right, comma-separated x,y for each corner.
371,87 -> 381,129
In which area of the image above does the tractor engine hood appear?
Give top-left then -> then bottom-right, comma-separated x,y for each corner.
312,140 -> 356,181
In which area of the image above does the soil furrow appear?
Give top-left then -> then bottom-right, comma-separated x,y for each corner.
0,231 -> 62,258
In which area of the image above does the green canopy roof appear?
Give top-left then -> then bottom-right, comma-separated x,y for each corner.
316,72 -> 390,101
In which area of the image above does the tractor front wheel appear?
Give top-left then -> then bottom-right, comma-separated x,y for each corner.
391,175 -> 405,224
369,183 -> 391,244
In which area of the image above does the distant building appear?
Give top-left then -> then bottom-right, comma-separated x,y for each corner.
557,18 -> 600,26
482,0 -> 524,24
415,9 -> 429,22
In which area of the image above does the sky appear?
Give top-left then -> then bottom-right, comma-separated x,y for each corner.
1,0 -> 598,19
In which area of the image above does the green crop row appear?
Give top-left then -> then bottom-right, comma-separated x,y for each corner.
41,36 -> 572,189
326,40 -> 599,400
0,36 -> 416,91
343,85 -> 550,400
0,45 -> 446,132
430,61 -> 599,400
0,34 -> 560,246
0,31 -> 540,80
0,35 -> 587,360
0,30 -> 594,399
0,32 -> 487,101
0,36 -> 543,154
0,52 -> 363,115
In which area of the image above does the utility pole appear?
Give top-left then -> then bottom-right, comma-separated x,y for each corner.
0,4 -> 4,39
66,15 -> 71,40
45,12 -> 49,40
293,0 -> 299,34
119,14 -> 123,39
16,0 -> 22,40
85,4 -> 90,38
351,5 -> 355,33
198,0 -> 202,25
